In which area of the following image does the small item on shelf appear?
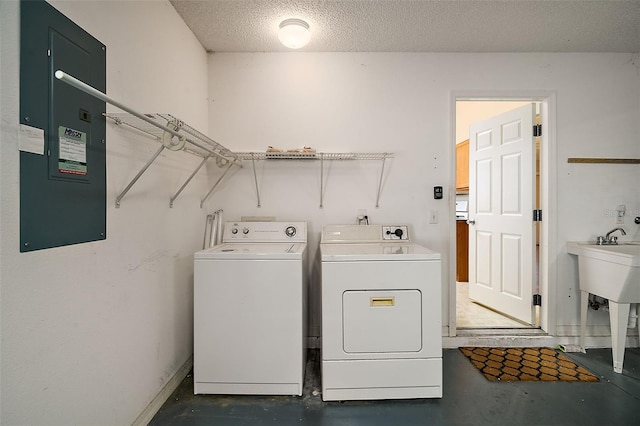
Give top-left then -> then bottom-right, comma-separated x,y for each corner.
265,146 -> 317,159
266,146 -> 286,159
284,147 -> 317,159
286,146 -> 316,154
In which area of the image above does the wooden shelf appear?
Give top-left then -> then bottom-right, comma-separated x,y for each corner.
567,158 -> 640,164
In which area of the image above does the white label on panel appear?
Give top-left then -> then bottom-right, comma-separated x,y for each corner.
58,126 -> 87,175
18,124 -> 45,155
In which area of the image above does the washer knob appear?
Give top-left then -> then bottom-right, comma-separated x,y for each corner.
394,228 -> 404,238
285,226 -> 297,237
231,228 -> 238,234
242,228 -> 250,235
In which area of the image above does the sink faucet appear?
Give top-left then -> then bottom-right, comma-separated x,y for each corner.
602,227 -> 626,244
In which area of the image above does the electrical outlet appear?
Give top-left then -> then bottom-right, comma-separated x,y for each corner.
357,209 -> 368,225
617,205 -> 626,224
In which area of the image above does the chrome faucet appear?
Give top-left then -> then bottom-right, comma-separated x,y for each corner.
599,227 -> 627,245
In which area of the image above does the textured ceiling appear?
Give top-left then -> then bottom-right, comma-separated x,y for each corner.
169,0 -> 640,53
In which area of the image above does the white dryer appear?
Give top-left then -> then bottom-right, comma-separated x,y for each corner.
194,221 -> 308,396
320,224 -> 442,401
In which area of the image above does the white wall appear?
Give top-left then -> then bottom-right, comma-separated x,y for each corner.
206,52 -> 640,340
1,1 -> 208,424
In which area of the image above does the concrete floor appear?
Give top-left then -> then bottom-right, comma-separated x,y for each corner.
150,347 -> 640,426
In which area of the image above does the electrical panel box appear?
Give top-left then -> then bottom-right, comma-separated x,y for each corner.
20,0 -> 106,252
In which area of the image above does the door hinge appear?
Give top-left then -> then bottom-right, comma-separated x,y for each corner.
533,294 -> 542,306
533,209 -> 542,222
533,124 -> 542,137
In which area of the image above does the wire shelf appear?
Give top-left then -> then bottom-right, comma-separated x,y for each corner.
104,112 -> 240,163
237,152 -> 392,161
54,69 -> 241,208
237,151 -> 393,208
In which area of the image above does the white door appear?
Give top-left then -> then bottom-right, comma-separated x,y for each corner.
468,104 -> 536,324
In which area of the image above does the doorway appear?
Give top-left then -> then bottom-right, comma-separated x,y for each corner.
450,94 -> 554,336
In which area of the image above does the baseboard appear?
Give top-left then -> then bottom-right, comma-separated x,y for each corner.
443,325 -> 640,349
443,334 -> 558,348
131,355 -> 193,426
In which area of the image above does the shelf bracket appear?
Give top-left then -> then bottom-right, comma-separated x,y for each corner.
319,154 -> 325,208
375,156 -> 387,208
200,163 -> 233,208
251,154 -> 262,208
170,154 -> 211,207
115,145 -> 165,208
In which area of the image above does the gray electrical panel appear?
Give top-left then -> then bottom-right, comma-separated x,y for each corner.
20,0 -> 107,252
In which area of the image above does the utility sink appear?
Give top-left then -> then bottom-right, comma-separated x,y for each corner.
567,241 -> 640,373
567,242 -> 640,302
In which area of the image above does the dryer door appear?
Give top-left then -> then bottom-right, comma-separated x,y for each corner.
343,290 -> 422,353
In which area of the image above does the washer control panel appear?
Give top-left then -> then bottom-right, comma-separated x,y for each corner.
223,221 -> 307,243
382,225 -> 409,240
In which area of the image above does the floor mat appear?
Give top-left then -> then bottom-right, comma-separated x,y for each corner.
459,347 -> 599,382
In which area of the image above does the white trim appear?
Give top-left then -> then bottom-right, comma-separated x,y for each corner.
443,335 -> 638,349
444,335 -> 557,349
448,90 -> 558,340
131,355 -> 193,426
444,328 -> 639,350
540,93 -> 558,335
448,94 -> 458,337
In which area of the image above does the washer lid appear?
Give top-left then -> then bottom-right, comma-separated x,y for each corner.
195,243 -> 307,260
320,243 -> 440,261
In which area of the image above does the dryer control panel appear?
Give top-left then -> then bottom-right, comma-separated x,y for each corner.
382,226 -> 409,241
322,224 -> 411,243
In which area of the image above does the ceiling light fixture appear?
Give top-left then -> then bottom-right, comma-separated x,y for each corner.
278,18 -> 310,49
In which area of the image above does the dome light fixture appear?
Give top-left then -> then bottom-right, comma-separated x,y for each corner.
278,18 -> 310,49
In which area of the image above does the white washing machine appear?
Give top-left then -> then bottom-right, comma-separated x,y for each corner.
320,224 -> 442,401
194,221 -> 308,395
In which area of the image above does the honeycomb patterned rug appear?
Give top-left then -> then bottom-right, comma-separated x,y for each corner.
459,347 -> 599,382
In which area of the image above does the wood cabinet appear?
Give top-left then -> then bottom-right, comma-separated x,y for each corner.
456,140 -> 469,192
456,220 -> 469,282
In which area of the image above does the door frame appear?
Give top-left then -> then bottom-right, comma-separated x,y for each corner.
448,90 -> 557,338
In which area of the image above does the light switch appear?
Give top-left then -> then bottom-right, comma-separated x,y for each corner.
429,210 -> 438,224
